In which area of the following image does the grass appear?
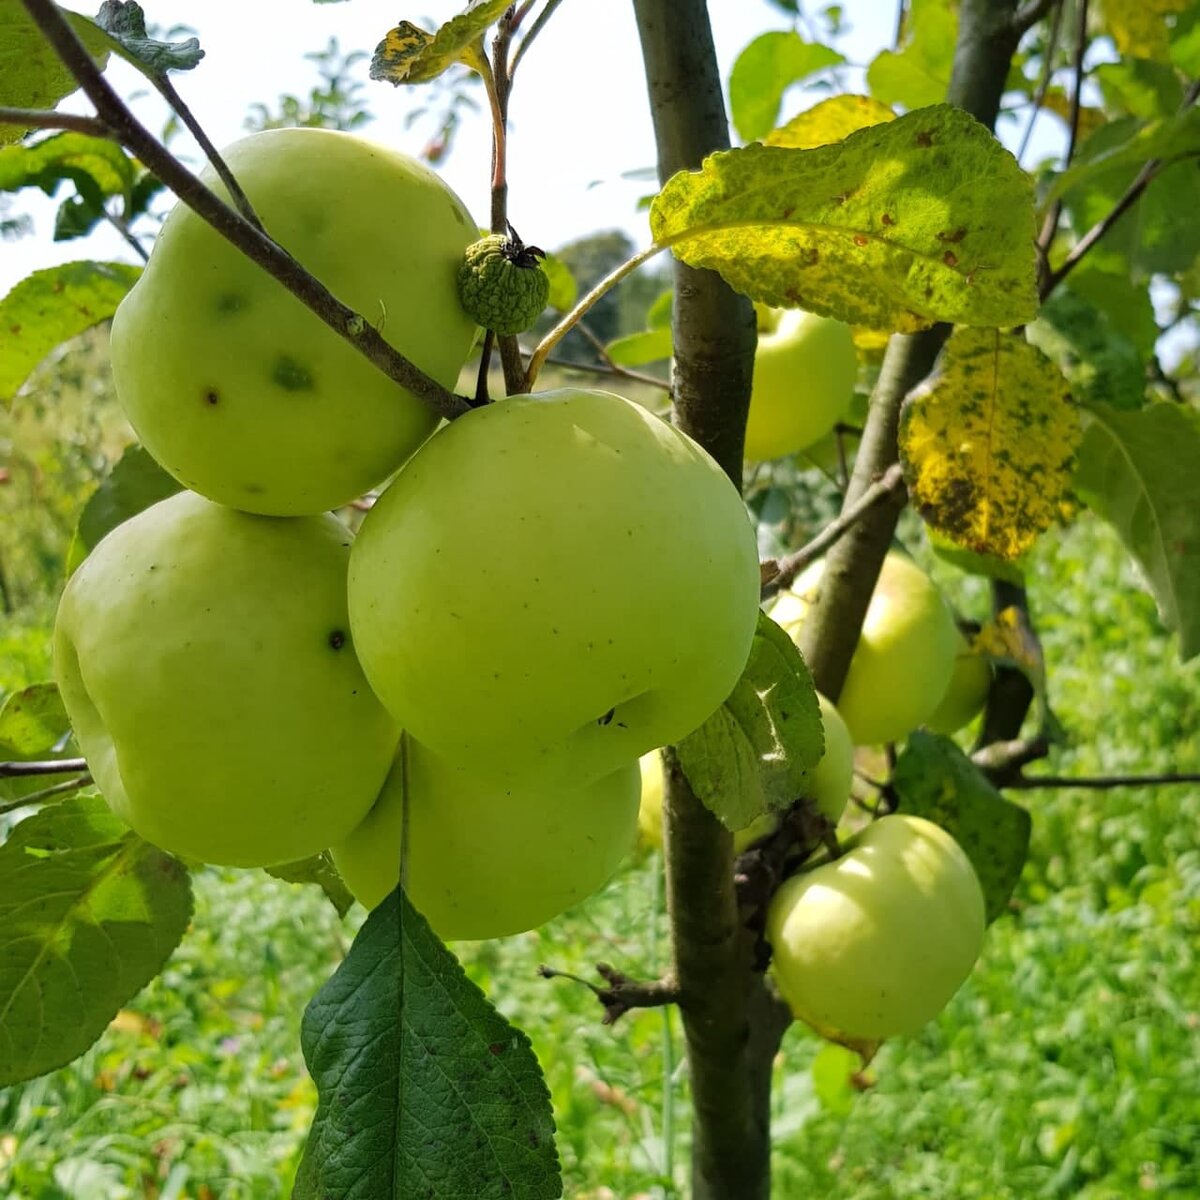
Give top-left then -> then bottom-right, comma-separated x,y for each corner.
2,350 -> 1198,1196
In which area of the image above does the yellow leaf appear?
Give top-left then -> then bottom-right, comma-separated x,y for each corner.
766,94 -> 895,149
900,328 -> 1080,560
1100,0 -> 1190,61
369,0 -> 509,85
975,606 -> 1046,698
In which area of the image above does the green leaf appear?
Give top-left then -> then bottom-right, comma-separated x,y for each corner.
650,105 -> 1038,334
1073,402 -> 1200,661
0,131 -> 134,206
266,852 -> 355,920
0,795 -> 192,1087
866,0 -> 956,110
765,93 -> 895,149
892,731 -> 1031,924
606,327 -> 672,367
93,1 -> 204,73
0,1 -> 112,145
540,251 -> 577,312
1099,0 -> 1191,62
69,444 -> 182,570
1094,58 -> 1184,119
0,683 -> 69,756
1063,260 -> 1160,359
900,328 -> 1081,560
294,889 -> 561,1200
370,0 -> 510,85
1028,289 -> 1147,412
0,261 -> 141,408
675,612 -> 823,833
812,1042 -> 860,1115
728,31 -> 845,144
927,533 -> 1026,587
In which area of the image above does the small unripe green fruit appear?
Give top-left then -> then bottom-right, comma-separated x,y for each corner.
110,128 -> 479,516
348,388 -> 760,789
766,813 -> 986,1046
53,491 -> 398,867
744,308 -> 858,462
331,739 -> 640,940
772,552 -> 959,746
457,233 -> 550,334
925,634 -> 992,734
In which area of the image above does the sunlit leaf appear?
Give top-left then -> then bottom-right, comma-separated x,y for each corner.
866,0 -> 956,110
540,251 -> 577,311
0,261 -> 141,408
266,852 -> 355,919
651,105 -> 1038,334
728,31 -> 845,144
1073,402 -> 1200,660
370,0 -> 510,85
675,612 -> 823,833
0,683 -> 68,756
0,1 -> 111,144
1099,0 -> 1191,62
900,329 -> 1080,560
893,732 -> 1031,924
0,131 -> 133,206
0,796 -> 192,1087
765,93 -> 894,149
606,327 -> 672,367
294,889 -> 561,1199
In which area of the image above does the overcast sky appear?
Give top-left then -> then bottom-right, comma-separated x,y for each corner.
3,0 -> 1064,294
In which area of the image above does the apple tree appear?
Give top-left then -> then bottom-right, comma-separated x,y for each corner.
1,0 -> 1199,1196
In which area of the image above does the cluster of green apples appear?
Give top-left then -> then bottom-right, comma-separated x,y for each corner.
54,128 -> 762,942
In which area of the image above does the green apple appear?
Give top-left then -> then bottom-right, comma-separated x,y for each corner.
53,491 -> 398,867
772,551 -> 959,747
766,813 -> 985,1045
637,693 -> 854,850
926,634 -> 992,735
348,388 -> 761,788
744,307 -> 858,462
331,738 -> 640,940
110,128 -> 479,516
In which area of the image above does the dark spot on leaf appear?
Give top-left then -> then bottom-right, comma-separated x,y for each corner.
488,1042 -> 505,1055
943,251 -> 959,267
916,131 -> 934,147
937,227 -> 968,244
328,630 -> 346,650
881,213 -> 895,226
272,355 -> 315,391
853,234 -> 868,247
780,205 -> 795,220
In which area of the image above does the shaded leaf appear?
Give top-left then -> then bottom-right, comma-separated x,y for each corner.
1094,58 -> 1184,119
0,683 -> 69,756
70,444 -> 182,570
900,329 -> 1081,560
0,2 -> 111,145
675,612 -> 823,833
294,889 -> 560,1200
650,105 -> 1038,334
0,261 -> 141,407
1061,260 -> 1160,360
892,731 -> 1031,923
928,530 -> 1026,586
728,31 -> 845,144
1073,402 -> 1200,660
266,852 -> 355,920
0,795 -> 192,1087
765,93 -> 894,149
866,0 -> 956,110
370,1 -> 509,86
94,1 -> 203,74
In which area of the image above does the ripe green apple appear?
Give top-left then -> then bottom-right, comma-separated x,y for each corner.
925,633 -> 992,735
772,551 -> 959,747
766,813 -> 985,1045
110,127 -> 479,516
348,388 -> 761,788
331,738 -> 640,940
637,693 -> 854,850
744,307 -> 858,462
53,491 -> 398,867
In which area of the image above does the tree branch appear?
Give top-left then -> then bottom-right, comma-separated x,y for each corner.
761,462 -> 907,600
0,106 -> 110,136
0,757 -> 88,778
1013,0 -> 1059,35
1017,0 -> 1065,162
18,0 -> 469,424
1007,771 -> 1200,790
0,774 -> 91,817
537,963 -> 680,1025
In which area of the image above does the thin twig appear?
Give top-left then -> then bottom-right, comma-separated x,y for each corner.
0,757 -> 88,778
573,319 -> 673,392
1007,771 -> 1200,790
0,106 -> 110,136
152,74 -> 262,230
18,0 -> 469,423
525,243 -> 666,388
761,463 -> 907,599
98,203 -> 149,262
1012,0 -> 1058,35
539,351 -> 672,391
1017,0 -> 1065,162
0,774 -> 92,817
510,0 -> 566,75
538,962 -> 680,1025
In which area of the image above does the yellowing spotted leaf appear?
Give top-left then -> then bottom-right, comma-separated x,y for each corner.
765,94 -> 895,149
1100,0 -> 1191,61
650,105 -> 1037,334
369,0 -> 509,85
899,328 -> 1080,560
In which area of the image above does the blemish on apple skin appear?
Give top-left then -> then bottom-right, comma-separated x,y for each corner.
203,388 -> 220,406
328,630 -> 346,650
272,355 -> 315,392
215,292 -> 247,315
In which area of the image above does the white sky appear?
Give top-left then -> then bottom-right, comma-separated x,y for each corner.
2,0 -> 1069,295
